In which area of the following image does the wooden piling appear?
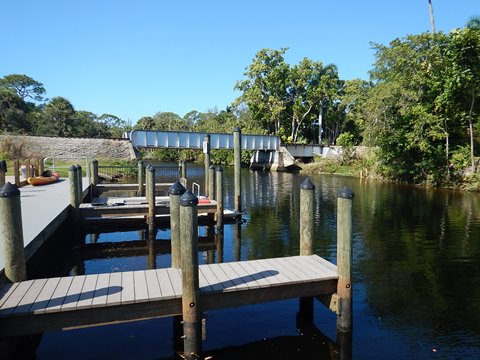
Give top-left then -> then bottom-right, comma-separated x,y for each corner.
179,190 -> 201,359
68,165 -> 80,209
169,180 -> 186,269
91,160 -> 99,186
0,160 -> 6,186
298,178 -> 315,327
14,160 -> 20,187
76,165 -> 83,205
215,166 -> 223,228
336,186 -> 354,333
203,134 -> 210,197
208,165 -> 216,200
25,159 -> 31,178
233,127 -> 241,212
39,158 -> 45,175
137,160 -> 145,197
300,178 -> 315,255
180,160 -> 187,179
0,182 -> 27,282
146,165 -> 156,233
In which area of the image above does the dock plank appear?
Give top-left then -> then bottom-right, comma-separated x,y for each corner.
134,271 -> 149,303
106,272 -> 122,306
91,273 -> 110,308
13,278 -> 47,314
199,265 -> 224,293
30,277 -> 61,313
121,271 -> 135,304
45,277 -> 74,313
61,276 -> 87,311
145,269 -> 162,300
167,268 -> 182,298
0,280 -> 34,315
156,269 -> 175,299
0,283 -> 19,309
76,275 -> 98,310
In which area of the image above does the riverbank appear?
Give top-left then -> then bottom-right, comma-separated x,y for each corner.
300,157 -> 480,192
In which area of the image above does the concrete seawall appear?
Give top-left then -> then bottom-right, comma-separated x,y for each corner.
0,135 -> 137,160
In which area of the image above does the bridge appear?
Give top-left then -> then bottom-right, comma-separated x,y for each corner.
123,130 -> 280,151
122,130 -> 338,170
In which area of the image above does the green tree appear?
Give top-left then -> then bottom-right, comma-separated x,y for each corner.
287,58 -> 340,143
0,74 -> 46,102
135,116 -> 155,130
0,88 -> 30,133
235,48 -> 290,135
36,97 -> 76,136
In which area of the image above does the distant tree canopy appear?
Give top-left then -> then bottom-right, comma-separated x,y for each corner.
2,20 -> 479,185
0,74 -> 130,138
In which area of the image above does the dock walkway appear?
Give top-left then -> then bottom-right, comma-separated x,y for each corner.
1,177 -> 89,272
0,255 -> 338,337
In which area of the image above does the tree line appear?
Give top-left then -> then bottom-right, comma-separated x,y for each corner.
1,18 -> 479,186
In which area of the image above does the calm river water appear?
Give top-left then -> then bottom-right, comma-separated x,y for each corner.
22,164 -> 480,359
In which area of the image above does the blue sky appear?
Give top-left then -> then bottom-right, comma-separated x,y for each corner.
2,1 -> 478,124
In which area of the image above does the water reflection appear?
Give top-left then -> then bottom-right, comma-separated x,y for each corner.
15,167 -> 480,359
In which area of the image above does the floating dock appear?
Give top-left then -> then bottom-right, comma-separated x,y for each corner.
0,255 -> 337,337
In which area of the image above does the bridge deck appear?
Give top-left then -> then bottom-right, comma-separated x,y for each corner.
0,255 -> 338,337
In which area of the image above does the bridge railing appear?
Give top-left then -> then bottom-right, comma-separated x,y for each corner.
97,164 -> 180,183
124,130 -> 280,151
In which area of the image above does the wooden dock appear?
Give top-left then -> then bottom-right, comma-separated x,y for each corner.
0,255 -> 338,337
0,177 -> 89,272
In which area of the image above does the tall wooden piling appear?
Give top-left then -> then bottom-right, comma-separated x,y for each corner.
180,160 -> 187,179
76,165 -> 83,205
169,180 -> 186,269
25,159 -> 31,178
180,190 -> 201,359
336,186 -> 354,333
69,165 -> 80,209
298,178 -> 315,327
215,166 -> 223,228
0,160 -> 6,186
137,160 -> 145,196
208,165 -> 216,200
146,165 -> 156,233
203,134 -> 210,197
233,127 -> 241,212
91,160 -> 99,186
14,160 -> 20,187
0,182 -> 27,282
39,158 -> 45,175
300,178 -> 315,255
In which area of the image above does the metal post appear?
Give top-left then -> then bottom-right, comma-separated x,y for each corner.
203,134 -> 210,197
208,165 -> 215,200
146,165 -> 156,233
233,127 -> 241,212
39,158 -> 45,175
169,180 -> 186,269
337,186 -> 354,333
180,190 -> 201,359
138,160 -> 145,197
298,178 -> 315,327
0,182 -> 27,282
215,166 -> 223,228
